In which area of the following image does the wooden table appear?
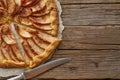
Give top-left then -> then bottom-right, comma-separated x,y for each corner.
34,0 -> 120,79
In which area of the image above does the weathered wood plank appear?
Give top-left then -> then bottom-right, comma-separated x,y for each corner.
59,26 -> 120,50
34,50 -> 120,79
62,4 -> 120,26
59,0 -> 120,4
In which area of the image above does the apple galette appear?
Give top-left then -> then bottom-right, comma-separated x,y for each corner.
0,0 -> 61,68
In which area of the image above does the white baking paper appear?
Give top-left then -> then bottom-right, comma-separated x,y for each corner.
0,0 -> 64,78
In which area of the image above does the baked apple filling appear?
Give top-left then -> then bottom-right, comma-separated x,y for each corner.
0,8 -> 10,24
0,0 -> 60,68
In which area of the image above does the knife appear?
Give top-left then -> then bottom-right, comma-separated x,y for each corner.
7,58 -> 71,80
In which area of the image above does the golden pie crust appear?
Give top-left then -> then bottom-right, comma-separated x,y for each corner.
0,0 -> 61,68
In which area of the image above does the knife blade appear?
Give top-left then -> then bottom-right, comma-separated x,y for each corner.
8,58 -> 71,80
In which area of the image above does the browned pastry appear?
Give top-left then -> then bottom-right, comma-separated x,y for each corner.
0,0 -> 61,68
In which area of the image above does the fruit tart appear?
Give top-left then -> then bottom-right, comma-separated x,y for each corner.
0,0 -> 61,68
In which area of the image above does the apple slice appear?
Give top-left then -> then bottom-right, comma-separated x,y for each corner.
14,15 -> 20,23
21,0 -> 26,3
1,23 -> 9,34
10,24 -> 24,44
23,40 -> 35,59
14,0 -> 22,14
20,17 -> 33,26
23,26 -> 36,33
7,0 -> 16,15
0,47 -> 4,60
1,42 -> 12,60
20,43 -> 32,65
22,0 -> 39,7
2,0 -> 8,9
0,0 -> 4,8
29,15 -> 51,25
17,17 -> 32,26
2,24 -> 16,45
17,24 -> 36,33
0,8 -> 8,24
0,0 -> 7,10
2,0 -> 7,9
27,39 -> 44,55
0,36 -> 2,45
32,35 -> 49,49
2,34 -> 16,45
0,25 -> 3,45
31,0 -> 46,13
0,3 -> 2,7
19,8 -> 32,17
19,29 -> 32,38
32,11 -> 50,17
14,24 -> 32,38
37,31 -> 59,43
15,0 -> 21,7
11,45 -> 24,61
32,23 -> 52,31
8,46 -> 19,61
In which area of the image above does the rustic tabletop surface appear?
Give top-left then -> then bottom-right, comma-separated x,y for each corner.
31,0 -> 120,79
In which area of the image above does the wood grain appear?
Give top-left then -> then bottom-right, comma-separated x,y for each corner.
34,50 -> 120,79
59,26 -> 120,50
59,0 -> 120,4
62,4 -> 120,26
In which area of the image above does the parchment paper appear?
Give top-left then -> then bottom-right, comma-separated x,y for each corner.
0,0 -> 64,77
